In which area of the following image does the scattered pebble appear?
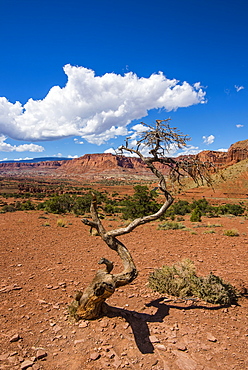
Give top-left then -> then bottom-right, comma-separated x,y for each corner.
9,334 -> 21,342
90,352 -> 101,361
149,335 -> 160,343
20,359 -> 34,369
207,333 -> 217,342
36,349 -> 47,360
79,321 -> 88,328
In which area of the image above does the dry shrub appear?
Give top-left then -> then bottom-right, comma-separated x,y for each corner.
157,221 -> 185,230
57,218 -> 67,227
223,229 -> 239,237
148,259 -> 238,306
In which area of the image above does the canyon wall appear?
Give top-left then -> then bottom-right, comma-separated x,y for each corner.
1,139 -> 248,178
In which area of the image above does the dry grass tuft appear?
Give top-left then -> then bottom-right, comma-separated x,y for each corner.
148,259 -> 238,306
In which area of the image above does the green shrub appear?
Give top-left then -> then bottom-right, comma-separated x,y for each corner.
1,204 -> 16,213
121,185 -> 160,220
72,193 -> 92,215
20,200 -> 36,210
148,259 -> 238,305
191,198 -> 211,213
43,194 -> 74,214
190,206 -> 202,222
219,204 -> 244,216
171,200 -> 191,216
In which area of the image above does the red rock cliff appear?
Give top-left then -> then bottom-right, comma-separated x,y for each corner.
196,139 -> 248,168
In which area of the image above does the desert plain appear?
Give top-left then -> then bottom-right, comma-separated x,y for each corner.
0,174 -> 247,370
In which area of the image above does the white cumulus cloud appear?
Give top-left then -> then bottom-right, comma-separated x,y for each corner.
236,124 -> 244,128
0,65 -> 206,145
0,135 -> 44,152
203,134 -> 215,145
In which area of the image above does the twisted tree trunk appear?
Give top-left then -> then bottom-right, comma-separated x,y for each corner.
73,158 -> 173,320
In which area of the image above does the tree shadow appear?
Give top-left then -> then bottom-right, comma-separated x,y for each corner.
106,298 -> 169,354
105,297 -> 229,354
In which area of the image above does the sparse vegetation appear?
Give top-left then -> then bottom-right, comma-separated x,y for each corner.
43,221 -> 50,227
223,229 -> 240,237
57,218 -> 67,227
148,259 -> 238,305
190,206 -> 202,222
157,221 -> 185,230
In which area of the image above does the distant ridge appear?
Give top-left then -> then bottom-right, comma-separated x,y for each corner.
0,157 -> 72,164
0,139 -> 248,182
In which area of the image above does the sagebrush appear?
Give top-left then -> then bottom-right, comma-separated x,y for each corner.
148,259 -> 238,305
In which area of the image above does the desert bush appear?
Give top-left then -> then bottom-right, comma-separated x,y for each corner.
57,218 -> 67,227
20,200 -> 36,210
223,229 -> 239,237
148,259 -> 238,305
219,203 -> 244,216
191,198 -> 211,213
43,194 -> 75,214
157,221 -> 185,230
190,206 -> 202,222
1,204 -> 16,212
72,193 -> 92,215
121,185 -> 160,220
40,191 -> 110,215
171,200 -> 191,216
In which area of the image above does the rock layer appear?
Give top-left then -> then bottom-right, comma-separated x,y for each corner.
1,139 -> 248,177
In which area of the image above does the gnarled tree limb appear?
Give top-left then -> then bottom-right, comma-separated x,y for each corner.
71,119 -> 212,320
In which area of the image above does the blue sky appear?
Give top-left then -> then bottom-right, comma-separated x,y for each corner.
0,0 -> 247,161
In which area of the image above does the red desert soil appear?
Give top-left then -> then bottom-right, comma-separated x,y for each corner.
0,210 -> 248,370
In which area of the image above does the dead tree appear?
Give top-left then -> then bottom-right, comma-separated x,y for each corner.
72,119 -> 212,320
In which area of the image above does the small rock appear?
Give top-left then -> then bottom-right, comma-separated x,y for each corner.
174,350 -> 198,370
99,320 -> 108,328
90,352 -> 101,361
149,335 -> 160,343
74,339 -> 85,345
58,282 -> 66,287
156,344 -> 167,351
36,349 -> 47,360
9,334 -> 21,342
20,359 -> 34,369
207,333 -> 217,342
79,321 -> 88,328
107,349 -> 116,359
177,343 -> 187,351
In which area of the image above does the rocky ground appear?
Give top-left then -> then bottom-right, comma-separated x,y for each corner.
0,210 -> 247,370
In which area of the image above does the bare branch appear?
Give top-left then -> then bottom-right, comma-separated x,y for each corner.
72,118 -> 214,320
